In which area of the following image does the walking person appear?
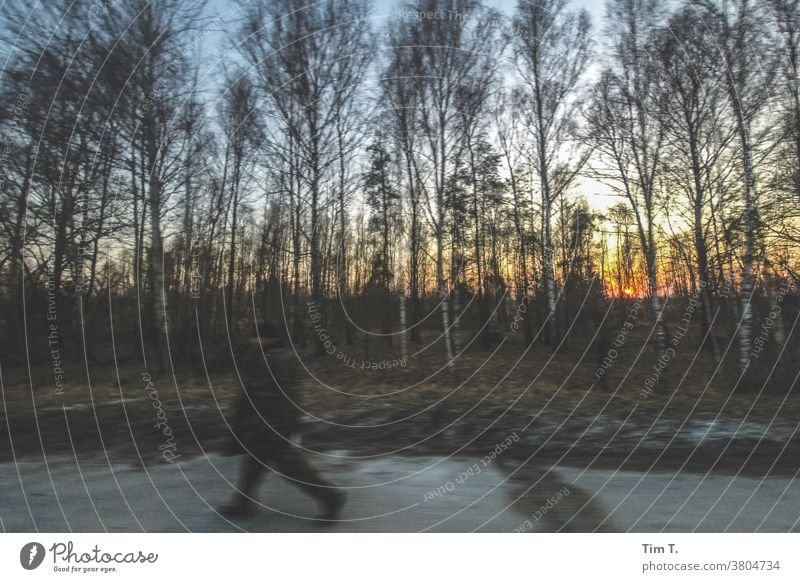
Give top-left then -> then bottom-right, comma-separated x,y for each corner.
219,321 -> 346,523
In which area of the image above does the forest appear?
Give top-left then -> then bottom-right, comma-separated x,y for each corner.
2,0 -> 800,418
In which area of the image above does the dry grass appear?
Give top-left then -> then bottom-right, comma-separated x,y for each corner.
1,325 -> 796,464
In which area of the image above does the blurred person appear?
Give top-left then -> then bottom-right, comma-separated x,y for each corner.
219,320 -> 346,523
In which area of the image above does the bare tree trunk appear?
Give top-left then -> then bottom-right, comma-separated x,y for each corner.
336,123 -> 353,345
729,81 -> 757,376
437,228 -> 456,377
147,169 -> 167,370
5,148 -> 33,346
467,137 -> 485,323
645,231 -> 670,352
399,274 -> 408,367
688,136 -> 721,362
383,191 -> 392,346
226,156 -> 241,325
543,196 -> 558,348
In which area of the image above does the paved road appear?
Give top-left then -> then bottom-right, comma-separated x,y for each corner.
1,452 -> 798,532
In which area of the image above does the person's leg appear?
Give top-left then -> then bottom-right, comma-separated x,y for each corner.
220,454 -> 268,518
273,447 -> 346,523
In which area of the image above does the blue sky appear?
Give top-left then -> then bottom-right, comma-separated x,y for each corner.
199,0 -> 609,82
199,0 -> 616,207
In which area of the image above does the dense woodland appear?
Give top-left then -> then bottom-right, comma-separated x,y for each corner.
2,0 -> 800,391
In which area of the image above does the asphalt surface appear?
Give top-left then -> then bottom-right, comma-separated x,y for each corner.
2,451 -> 798,532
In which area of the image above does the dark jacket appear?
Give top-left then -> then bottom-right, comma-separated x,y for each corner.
228,344 -> 302,455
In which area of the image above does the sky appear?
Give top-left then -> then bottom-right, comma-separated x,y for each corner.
200,0 -> 618,210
